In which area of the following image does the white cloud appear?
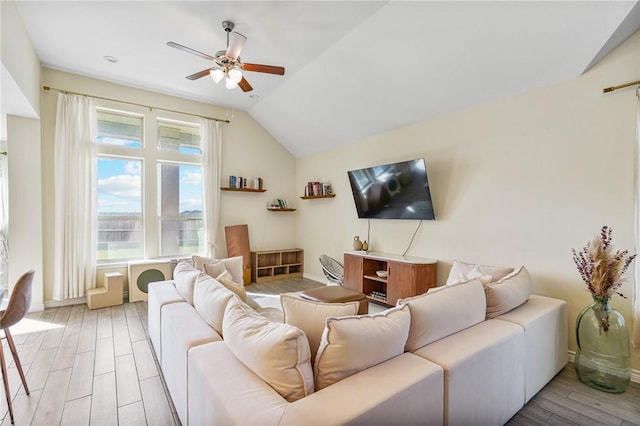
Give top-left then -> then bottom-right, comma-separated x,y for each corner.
98,174 -> 141,199
181,170 -> 202,186
125,161 -> 141,175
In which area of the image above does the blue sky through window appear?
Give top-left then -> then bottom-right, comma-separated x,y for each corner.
98,159 -> 203,214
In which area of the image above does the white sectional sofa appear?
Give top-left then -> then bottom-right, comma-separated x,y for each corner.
148,259 -> 567,426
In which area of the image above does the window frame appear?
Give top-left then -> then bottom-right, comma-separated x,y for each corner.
95,100 -> 203,265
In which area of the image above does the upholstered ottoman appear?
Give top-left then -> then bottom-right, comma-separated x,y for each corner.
301,286 -> 368,314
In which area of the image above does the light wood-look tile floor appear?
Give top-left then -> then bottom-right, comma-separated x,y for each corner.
0,302 -> 177,426
1,277 -> 639,425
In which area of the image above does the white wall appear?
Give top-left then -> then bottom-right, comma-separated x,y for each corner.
40,68 -> 297,302
7,115 -> 43,310
1,1 -> 40,117
296,30 -> 640,370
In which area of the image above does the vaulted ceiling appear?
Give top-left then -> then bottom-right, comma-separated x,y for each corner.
14,1 -> 640,157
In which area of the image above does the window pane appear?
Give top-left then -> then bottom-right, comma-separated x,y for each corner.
158,120 -> 201,154
97,158 -> 143,261
97,110 -> 143,148
159,163 -> 203,256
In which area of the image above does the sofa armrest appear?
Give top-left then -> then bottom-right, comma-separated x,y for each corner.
279,353 -> 444,426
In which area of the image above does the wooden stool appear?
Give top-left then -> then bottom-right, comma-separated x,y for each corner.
301,286 -> 368,314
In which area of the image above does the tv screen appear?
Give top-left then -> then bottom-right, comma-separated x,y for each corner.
347,158 -> 435,220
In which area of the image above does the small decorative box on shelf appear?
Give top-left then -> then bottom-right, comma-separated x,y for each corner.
221,187 -> 266,193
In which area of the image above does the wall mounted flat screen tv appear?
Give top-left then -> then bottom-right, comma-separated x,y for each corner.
347,158 -> 435,220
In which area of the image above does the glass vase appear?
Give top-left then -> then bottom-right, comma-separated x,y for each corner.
574,295 -> 631,393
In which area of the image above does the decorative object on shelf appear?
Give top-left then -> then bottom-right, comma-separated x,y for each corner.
353,236 -> 363,251
304,181 -> 332,197
362,240 -> 369,251
267,199 -> 293,211
375,270 -> 387,278
572,225 -> 636,393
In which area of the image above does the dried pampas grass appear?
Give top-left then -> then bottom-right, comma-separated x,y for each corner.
572,226 -> 636,299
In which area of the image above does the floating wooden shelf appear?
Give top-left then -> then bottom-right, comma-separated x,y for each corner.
267,208 -> 296,212
221,187 -> 266,193
300,194 -> 336,199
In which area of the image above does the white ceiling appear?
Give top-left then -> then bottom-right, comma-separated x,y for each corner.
13,1 -> 639,157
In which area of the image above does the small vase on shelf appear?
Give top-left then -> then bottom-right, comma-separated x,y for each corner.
362,241 -> 368,251
575,296 -> 631,393
353,236 -> 363,251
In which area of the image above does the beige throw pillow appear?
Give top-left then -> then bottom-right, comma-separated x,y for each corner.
314,304 -> 410,391
223,297 -> 314,402
445,260 -> 513,286
399,279 -> 486,352
281,294 -> 359,364
203,261 -> 227,277
485,265 -> 532,319
218,277 -> 248,303
172,261 -> 200,305
193,274 -> 234,335
192,255 -> 244,284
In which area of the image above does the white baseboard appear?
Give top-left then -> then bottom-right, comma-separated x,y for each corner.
568,350 -> 640,383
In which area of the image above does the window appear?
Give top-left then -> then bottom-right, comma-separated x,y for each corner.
96,104 -> 203,263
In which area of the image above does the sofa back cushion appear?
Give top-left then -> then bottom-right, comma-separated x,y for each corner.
193,274 -> 234,335
173,261 -> 200,305
485,265 -> 532,319
281,294 -> 359,364
193,255 -> 243,284
314,304 -> 410,391
398,279 -> 486,352
223,296 -> 314,402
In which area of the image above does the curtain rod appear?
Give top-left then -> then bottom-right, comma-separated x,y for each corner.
602,80 -> 640,93
42,86 -> 230,123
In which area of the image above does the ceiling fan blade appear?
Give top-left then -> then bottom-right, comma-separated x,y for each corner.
242,63 -> 285,76
167,41 -> 215,61
186,68 -> 213,80
226,32 -> 247,60
238,77 -> 253,92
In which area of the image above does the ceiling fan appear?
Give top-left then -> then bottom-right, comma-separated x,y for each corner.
167,20 -> 285,93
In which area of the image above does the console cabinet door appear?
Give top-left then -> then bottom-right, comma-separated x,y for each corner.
343,253 -> 363,292
386,261 -> 413,305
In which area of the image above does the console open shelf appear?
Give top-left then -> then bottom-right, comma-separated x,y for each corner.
343,251 -> 437,306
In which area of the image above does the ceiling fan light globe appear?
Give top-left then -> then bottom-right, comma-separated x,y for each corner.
225,78 -> 239,90
210,68 -> 224,83
228,68 -> 243,84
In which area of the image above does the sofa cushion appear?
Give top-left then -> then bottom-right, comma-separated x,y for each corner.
193,274 -> 234,335
193,255 -> 243,284
223,296 -> 314,402
446,260 -> 513,285
399,279 -> 486,352
173,261 -> 200,305
281,294 -> 359,364
314,304 -> 410,391
485,266 -> 532,319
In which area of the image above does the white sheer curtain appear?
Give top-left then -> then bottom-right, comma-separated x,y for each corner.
201,119 -> 222,258
634,89 -> 640,348
53,93 -> 97,300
